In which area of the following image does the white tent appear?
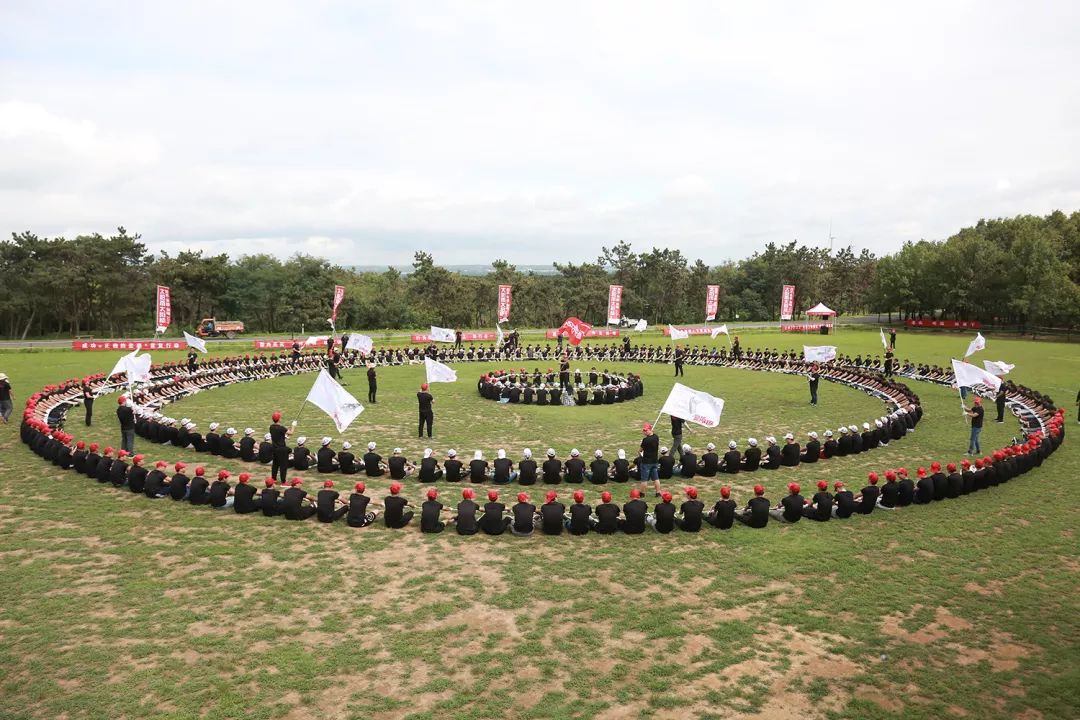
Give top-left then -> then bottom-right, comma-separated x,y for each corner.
806,303 -> 836,316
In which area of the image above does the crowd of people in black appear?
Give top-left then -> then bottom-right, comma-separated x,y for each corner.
477,367 -> 644,405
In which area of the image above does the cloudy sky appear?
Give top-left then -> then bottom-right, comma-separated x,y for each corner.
2,1 -> 1078,266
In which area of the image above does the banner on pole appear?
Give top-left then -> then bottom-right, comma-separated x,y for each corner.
497,285 -> 513,323
557,317 -> 593,346
983,360 -> 1015,376
952,358 -> 1002,391
607,285 -> 624,325
660,383 -> 725,428
803,345 -> 837,362
710,324 -> 729,339
330,285 -> 346,324
668,325 -> 690,341
155,286 -> 171,334
780,284 -> 796,321
705,285 -> 720,322
964,332 -> 986,358
183,331 -> 208,353
346,334 -> 373,354
424,356 -> 458,383
429,326 -> 456,343
306,369 -> 364,432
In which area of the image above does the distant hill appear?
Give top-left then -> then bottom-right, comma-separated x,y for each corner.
350,264 -> 559,276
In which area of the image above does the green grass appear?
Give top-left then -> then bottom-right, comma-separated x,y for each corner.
0,327 -> 1078,720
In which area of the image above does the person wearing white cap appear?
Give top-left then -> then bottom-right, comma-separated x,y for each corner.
658,446 -> 676,483
700,443 -> 720,477
859,423 -> 874,452
219,428 -> 240,459
469,450 -> 490,483
800,431 -> 820,464
518,449 -> 538,485
836,426 -> 851,456
720,441 -> 741,474
0,372 -> 14,423
317,437 -> 339,473
443,449 -> 464,482
564,448 -> 586,483
742,438 -> 763,471
418,448 -> 443,482
338,441 -> 358,474
291,436 -> 312,470
257,432 -> 274,463
363,442 -> 386,477
492,449 -> 516,484
822,430 -> 839,459
587,449 -> 610,484
239,428 -> 257,461
542,449 -> 562,484
205,422 -> 222,455
873,419 -> 887,447
388,448 -> 415,480
780,434 -> 800,467
677,443 -> 699,479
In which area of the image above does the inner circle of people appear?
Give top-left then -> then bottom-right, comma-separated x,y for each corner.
19,332 -> 1064,539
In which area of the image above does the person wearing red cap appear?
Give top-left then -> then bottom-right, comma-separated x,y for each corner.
144,461 -> 170,498
94,447 -> 114,484
72,440 -> 89,474
965,396 -> 984,455
622,488 -> 648,534
594,491 -> 620,534
82,442 -> 101,479
480,489 -> 511,535
945,463 -> 962,498
960,459 -> 975,494
895,468 -> 914,506
912,467 -> 933,504
108,450 -> 131,487
168,462 -> 191,500
315,480 -> 348,523
566,490 -> 592,535
383,482 -> 413,528
676,487 -> 704,531
55,434 -> 75,470
282,478 -> 317,521
707,486 -> 737,529
803,481 -> 832,521
538,490 -> 565,535
125,455 -> 147,493
769,483 -> 804,523
420,488 -> 447,533
734,485 -> 770,528
648,491 -> 677,533
930,462 -> 948,501
233,474 -> 260,514
878,471 -> 899,509
259,478 -> 283,517
417,382 -> 434,439
268,411 -> 292,485
209,470 -> 234,509
346,482 -> 378,527
452,488 -> 479,535
509,491 -> 536,536
831,481 -> 856,518
116,394 -> 135,454
187,467 -> 211,505
854,473 -> 879,514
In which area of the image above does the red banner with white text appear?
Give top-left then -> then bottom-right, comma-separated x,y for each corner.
411,332 -> 497,344
330,285 -> 346,323
780,284 -> 795,321
905,319 -> 982,329
705,285 -> 719,321
73,340 -> 184,351
607,285 -> 623,324
545,327 -> 620,339
497,285 -> 512,323
156,286 -> 172,333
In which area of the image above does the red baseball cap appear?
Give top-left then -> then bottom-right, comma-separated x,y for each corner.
833,480 -> 844,490
661,491 -> 672,503
788,482 -> 800,494
272,411 -> 282,422
217,470 -> 229,480
517,492 -> 529,503
462,488 -> 474,499
947,463 -> 957,472
426,488 -> 438,500
487,489 -> 498,501
685,487 -> 697,499
630,489 -> 641,499
420,383 -> 429,391
238,473 -> 250,483
601,491 -> 612,503
817,480 -> 828,490
324,480 -> 334,488
573,490 -> 584,503
389,482 -> 401,494
720,486 -> 730,498
753,485 -> 764,496
265,478 -> 276,487
546,490 -> 557,503
354,481 -> 366,492
195,467 -> 205,476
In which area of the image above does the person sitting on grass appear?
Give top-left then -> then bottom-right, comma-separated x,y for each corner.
363,442 -> 386,477
831,481 -> 856,519
621,489 -> 648,534
420,488 -> 446,534
878,471 -> 900,509
453,488 -> 480,536
283,478 -> 317,521
540,490 -> 566,535
316,479 -> 348,523
511,491 -> 536,536
346,482 -> 379,528
769,483 -> 804,523
780,434 -> 800,467
208,470 -> 234,509
388,448 -> 415,480
418,449 -> 443,483
896,468 -> 915,506
480,489 -> 511,535
735,484 -> 770,528
854,472 -> 880,514
261,478 -> 283,517
492,449 -> 517,485
594,491 -> 620,534
566,490 -> 591,535
678,486 -> 704,531
233,474 -> 260,514
707,486 -> 737,529
913,467 -> 933,504
803,480 -> 832,521
383,482 -> 412,528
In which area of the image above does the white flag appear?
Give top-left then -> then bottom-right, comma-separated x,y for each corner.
183,331 -> 208,354
668,325 -> 689,340
430,326 -> 456,343
425,356 -> 458,383
983,360 -> 1015,377
951,358 -> 1002,392
964,332 -> 986,358
346,334 -> 373,354
880,327 -> 889,350
108,349 -> 152,385
303,335 -> 330,348
305,369 -> 365,432
496,324 -> 504,347
634,319 -> 648,332
803,345 -> 837,362
711,324 -> 729,339
660,382 -> 725,428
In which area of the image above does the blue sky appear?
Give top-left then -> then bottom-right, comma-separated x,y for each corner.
2,1 -> 1078,266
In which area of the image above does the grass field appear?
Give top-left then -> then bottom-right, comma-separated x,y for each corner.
0,328 -> 1078,720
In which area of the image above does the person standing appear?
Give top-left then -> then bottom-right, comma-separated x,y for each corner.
116,396 -> 135,453
889,327 -> 897,348
995,386 -> 1007,423
965,397 -> 984,455
81,381 -> 94,426
674,346 -> 685,377
807,364 -> 820,406
670,416 -> 685,459
187,349 -> 198,374
0,373 -> 12,424
367,364 -> 377,404
455,329 -> 463,349
269,411 -> 292,485
417,382 -> 434,438
639,423 -> 662,497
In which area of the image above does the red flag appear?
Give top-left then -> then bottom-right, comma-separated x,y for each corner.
780,284 -> 796,320
705,285 -> 719,321
497,284 -> 512,323
331,285 -> 346,322
558,317 -> 592,346
607,285 -> 623,324
155,286 -> 171,333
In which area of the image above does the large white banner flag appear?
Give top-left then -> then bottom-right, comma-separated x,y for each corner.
495,324 -> 504,347
964,332 -> 986,358
430,326 -> 456,343
306,369 -> 365,432
668,325 -> 689,341
346,334 -> 373,354
803,345 -> 837,362
108,349 -> 152,385
303,335 -> 330,348
951,359 -> 1002,392
634,319 -> 648,332
183,331 -> 208,354
880,327 -> 889,349
710,324 -> 729,339
425,356 -> 458,383
983,360 -> 1015,377
660,383 -> 725,428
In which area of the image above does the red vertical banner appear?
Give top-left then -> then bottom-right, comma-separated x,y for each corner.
780,284 -> 796,320
607,285 -> 624,324
705,285 -> 719,321
331,285 -> 346,323
497,284 -> 512,323
155,285 -> 171,333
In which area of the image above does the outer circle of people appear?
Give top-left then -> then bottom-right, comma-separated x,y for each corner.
477,367 -> 644,405
17,338 -> 1066,537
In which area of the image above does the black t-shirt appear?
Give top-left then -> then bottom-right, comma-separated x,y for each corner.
493,458 -> 513,482
269,423 -> 288,447
512,502 -> 536,533
455,500 -> 479,534
780,494 -> 804,522
542,458 -> 562,483
419,457 -> 440,482
347,493 -> 371,525
469,459 -> 489,482
640,434 -> 660,463
898,479 -> 915,505
745,496 -> 770,527
564,458 -> 585,483
612,459 -> 630,482
680,500 -> 704,531
388,456 -> 408,479
658,456 -> 675,479
589,459 -> 609,483
859,485 -> 879,512
915,478 -> 934,503
292,446 -> 311,469
970,404 -> 984,428
169,473 -> 190,500
808,491 -> 832,520
595,503 -> 620,533
518,459 -> 538,485
833,490 -> 856,517
283,487 -> 309,519
711,499 -> 736,529
781,444 -> 800,466
234,483 -> 259,513
700,452 -> 719,476
126,466 -> 147,493
383,495 -> 407,526
317,489 -> 340,520
144,470 -> 166,497
653,502 -> 676,533
444,458 -> 463,481
679,453 -> 698,478
417,391 -> 434,413
480,502 -> 507,534
261,487 -> 281,515
420,500 -> 443,531
622,499 -> 647,533
338,451 -> 356,474
671,417 -> 685,436
208,481 -> 231,507
540,502 -> 566,534
116,405 -> 134,430
880,482 -> 900,508
317,447 -> 337,472
363,452 -> 383,475
568,504 -> 592,534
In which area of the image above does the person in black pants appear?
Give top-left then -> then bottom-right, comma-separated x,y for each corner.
420,488 -> 446,533
283,478 -> 317,521
367,365 -> 377,404
807,364 -> 820,406
269,411 -> 291,485
383,482 -> 413,528
995,386 -> 1007,423
317,480 -> 348,523
81,382 -> 94,426
707,486 -> 737,529
674,346 -> 685,377
417,383 -> 434,438
734,484 -> 770,528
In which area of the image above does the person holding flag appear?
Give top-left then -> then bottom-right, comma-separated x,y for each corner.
417,383 -> 435,438
966,398 -> 985,455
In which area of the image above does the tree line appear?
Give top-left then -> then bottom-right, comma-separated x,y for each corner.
2,211 -> 1078,339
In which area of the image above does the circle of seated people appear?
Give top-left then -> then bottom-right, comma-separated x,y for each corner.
477,368 -> 644,405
